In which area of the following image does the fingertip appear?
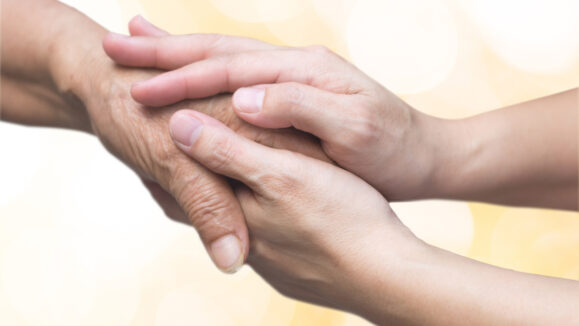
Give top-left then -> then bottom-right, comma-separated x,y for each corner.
129,86 -> 157,107
129,14 -> 168,37
233,87 -> 292,129
128,15 -> 148,37
233,87 -> 265,114
129,80 -> 166,107
103,32 -> 145,67
209,234 -> 246,274
130,82 -> 148,104
128,15 -> 142,32
102,32 -> 126,55
169,111 -> 205,148
133,72 -> 190,107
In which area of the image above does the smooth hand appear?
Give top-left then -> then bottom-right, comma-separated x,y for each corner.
165,108 -> 418,316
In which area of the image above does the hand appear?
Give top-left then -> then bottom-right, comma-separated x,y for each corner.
163,107 -> 579,326
165,108 -> 419,315
103,18 -> 457,201
53,16 -> 327,273
102,17 -> 579,209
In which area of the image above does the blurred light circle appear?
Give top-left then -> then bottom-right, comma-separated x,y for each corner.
346,0 -> 458,94
209,0 -> 307,23
209,270 -> 272,324
490,208 -> 579,277
155,288 -> 235,326
463,0 -> 579,74
392,200 -> 474,255
1,228 -> 97,326
313,0 -> 357,34
531,230 -> 579,279
152,233 -> 274,325
82,273 -> 142,326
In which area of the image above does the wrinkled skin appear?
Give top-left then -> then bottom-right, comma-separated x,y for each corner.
77,56 -> 328,270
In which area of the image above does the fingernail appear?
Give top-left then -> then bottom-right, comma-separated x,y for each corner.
210,234 -> 244,273
234,87 -> 265,113
169,114 -> 203,147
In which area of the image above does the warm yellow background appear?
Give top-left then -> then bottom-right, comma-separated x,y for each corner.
1,0 -> 578,325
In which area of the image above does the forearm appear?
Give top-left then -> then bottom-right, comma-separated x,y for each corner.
0,0 -> 102,131
431,88 -> 578,210
351,237 -> 579,326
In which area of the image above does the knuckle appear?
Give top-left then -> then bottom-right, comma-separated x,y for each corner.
278,82 -> 305,107
177,178 -> 236,241
204,33 -> 226,58
255,164 -> 302,200
304,45 -> 337,67
341,102 -> 381,148
305,44 -> 332,56
207,135 -> 239,172
208,33 -> 225,46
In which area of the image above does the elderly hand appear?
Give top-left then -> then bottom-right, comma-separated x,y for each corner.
103,16 -> 457,201
49,16 -> 328,273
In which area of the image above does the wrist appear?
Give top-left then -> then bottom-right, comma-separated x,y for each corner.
428,115 -> 490,201
337,219 -> 431,323
414,113 -> 472,200
47,6 -> 110,133
393,109 -> 457,200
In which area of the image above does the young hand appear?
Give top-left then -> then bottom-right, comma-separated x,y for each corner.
103,16 -> 453,201
103,18 -> 578,210
165,108 -> 419,315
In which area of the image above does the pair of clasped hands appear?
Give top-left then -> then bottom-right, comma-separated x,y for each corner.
4,0 -> 577,322
103,16 -> 424,313
96,15 -> 578,326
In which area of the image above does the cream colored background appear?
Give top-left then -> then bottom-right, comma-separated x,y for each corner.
1,0 -> 578,325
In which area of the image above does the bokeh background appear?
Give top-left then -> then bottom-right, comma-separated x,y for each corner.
1,0 -> 578,325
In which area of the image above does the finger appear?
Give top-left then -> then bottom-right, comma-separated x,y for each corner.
103,32 -> 276,71
166,156 -> 250,274
168,110 -> 294,194
232,83 -> 352,144
131,49 -> 347,107
128,15 -> 169,37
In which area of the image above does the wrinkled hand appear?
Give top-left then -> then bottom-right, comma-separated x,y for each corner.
103,16 -> 451,201
164,108 -> 417,312
86,17 -> 327,273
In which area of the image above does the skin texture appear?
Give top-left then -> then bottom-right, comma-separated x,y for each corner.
167,109 -> 579,326
1,0 -> 327,272
106,24 -> 578,210
110,16 -> 579,325
166,109 -> 416,312
2,2 -> 579,325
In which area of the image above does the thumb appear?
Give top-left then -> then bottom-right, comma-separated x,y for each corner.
168,110 -> 291,196
232,82 -> 352,144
